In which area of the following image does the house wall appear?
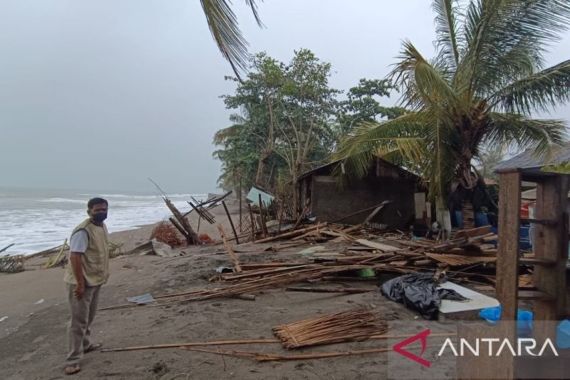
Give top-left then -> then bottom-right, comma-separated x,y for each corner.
310,174 -> 416,227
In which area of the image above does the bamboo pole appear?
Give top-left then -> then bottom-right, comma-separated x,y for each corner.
222,201 -> 239,244
101,332 -> 456,353
285,286 -> 374,294
258,194 -> 268,237
217,225 -> 242,273
248,203 -> 256,242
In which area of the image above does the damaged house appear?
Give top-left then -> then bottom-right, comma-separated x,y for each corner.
297,158 -> 424,228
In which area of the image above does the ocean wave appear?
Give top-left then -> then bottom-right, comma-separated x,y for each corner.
38,198 -> 86,204
78,193 -> 207,200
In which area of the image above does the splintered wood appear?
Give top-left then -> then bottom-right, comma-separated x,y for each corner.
273,309 -> 386,349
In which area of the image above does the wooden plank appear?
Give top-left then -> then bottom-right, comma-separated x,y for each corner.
253,223 -> 327,244
533,175 -> 569,342
354,239 -> 401,252
518,257 -> 556,266
425,253 -> 496,266
496,171 -> 521,322
455,225 -> 492,238
517,290 -> 556,301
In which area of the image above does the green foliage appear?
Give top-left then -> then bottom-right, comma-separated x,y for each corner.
201,0 -> 262,79
336,0 -> 570,202
542,162 -> 570,174
214,50 -> 340,192
336,79 -> 406,137
214,50 -> 404,196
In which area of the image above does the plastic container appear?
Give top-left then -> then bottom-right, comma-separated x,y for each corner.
358,268 -> 375,278
556,319 -> 570,349
474,212 -> 489,227
479,306 -> 534,337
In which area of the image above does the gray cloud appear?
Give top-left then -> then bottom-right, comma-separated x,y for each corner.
1,0 -> 568,194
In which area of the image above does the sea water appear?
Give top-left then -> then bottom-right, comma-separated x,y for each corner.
0,187 -> 206,256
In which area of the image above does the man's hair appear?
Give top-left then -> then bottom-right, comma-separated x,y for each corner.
87,197 -> 108,210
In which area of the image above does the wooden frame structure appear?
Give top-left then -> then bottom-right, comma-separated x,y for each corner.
459,146 -> 569,380
492,151 -> 568,379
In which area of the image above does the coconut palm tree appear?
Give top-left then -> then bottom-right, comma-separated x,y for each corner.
201,0 -> 263,79
335,0 -> 570,206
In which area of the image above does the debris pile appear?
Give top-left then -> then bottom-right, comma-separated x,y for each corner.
151,222 -> 184,247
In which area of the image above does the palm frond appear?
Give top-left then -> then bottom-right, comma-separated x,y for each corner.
391,41 -> 461,112
462,0 -> 570,95
333,113 -> 433,179
489,59 -> 570,114
433,0 -> 462,70
201,0 -> 262,79
484,112 -> 567,154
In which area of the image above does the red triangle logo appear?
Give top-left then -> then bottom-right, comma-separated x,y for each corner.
392,329 -> 432,368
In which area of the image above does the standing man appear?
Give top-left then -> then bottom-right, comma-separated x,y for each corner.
63,197 -> 110,375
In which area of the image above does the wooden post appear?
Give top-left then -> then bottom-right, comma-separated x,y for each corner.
533,175 -> 569,342
248,203 -> 256,242
169,217 -> 190,242
239,177 -> 243,233
165,198 -> 199,244
496,171 -> 521,322
277,200 -> 284,234
222,201 -> 240,244
258,194 -> 268,237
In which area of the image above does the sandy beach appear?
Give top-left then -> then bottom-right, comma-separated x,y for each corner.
0,198 -> 422,380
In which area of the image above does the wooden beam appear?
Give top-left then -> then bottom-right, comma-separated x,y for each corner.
533,175 -> 569,341
496,171 -> 521,322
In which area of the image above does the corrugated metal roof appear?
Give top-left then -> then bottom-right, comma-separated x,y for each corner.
494,143 -> 570,173
246,186 -> 274,206
298,158 -> 420,181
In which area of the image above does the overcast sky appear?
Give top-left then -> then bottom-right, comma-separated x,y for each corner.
1,0 -> 569,194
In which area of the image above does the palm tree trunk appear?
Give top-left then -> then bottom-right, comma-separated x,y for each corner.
436,197 -> 451,240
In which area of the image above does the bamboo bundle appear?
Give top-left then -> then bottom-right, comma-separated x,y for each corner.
272,309 -> 386,349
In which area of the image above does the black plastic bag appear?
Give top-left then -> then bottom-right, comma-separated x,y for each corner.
380,273 -> 468,319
